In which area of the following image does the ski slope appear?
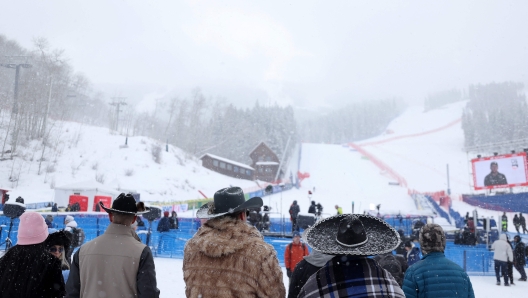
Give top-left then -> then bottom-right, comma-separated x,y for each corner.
264,143 -> 425,219
357,101 -> 470,194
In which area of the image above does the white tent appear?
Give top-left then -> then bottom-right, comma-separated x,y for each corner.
54,180 -> 120,210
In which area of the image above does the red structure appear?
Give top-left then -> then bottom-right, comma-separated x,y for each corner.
93,195 -> 112,212
68,195 -> 89,211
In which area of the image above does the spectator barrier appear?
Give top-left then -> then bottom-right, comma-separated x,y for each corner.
0,213 -> 517,275
462,192 -> 528,213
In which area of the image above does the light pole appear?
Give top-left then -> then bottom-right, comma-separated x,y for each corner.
0,62 -> 32,158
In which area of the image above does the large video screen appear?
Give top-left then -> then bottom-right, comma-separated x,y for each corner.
472,152 -> 528,190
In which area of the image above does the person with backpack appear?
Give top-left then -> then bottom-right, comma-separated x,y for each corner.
285,231 -> 310,280
374,252 -> 408,287
289,200 -> 301,232
513,235 -> 527,281
64,215 -> 82,264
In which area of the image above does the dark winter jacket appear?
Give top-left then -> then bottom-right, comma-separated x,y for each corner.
169,216 -> 179,229
406,246 -> 421,266
298,255 -> 404,298
289,203 -> 300,219
288,250 -> 334,298
520,214 -> 526,226
395,230 -> 407,256
157,217 -> 171,232
513,215 -> 520,226
374,252 -> 408,287
484,172 -> 508,186
0,243 -> 65,298
514,241 -> 526,266
403,252 -> 475,298
308,203 -> 316,214
51,203 -> 58,212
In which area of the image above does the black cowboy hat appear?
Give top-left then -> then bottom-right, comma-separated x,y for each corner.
303,214 -> 400,255
100,193 -> 149,215
196,187 -> 262,219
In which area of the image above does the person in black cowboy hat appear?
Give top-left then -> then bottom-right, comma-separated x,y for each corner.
65,193 -> 160,298
298,214 -> 405,298
183,186 -> 285,297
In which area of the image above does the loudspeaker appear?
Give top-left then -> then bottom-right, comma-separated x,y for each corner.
3,201 -> 26,219
297,214 -> 316,229
143,206 -> 162,222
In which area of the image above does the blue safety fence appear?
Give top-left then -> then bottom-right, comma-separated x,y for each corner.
2,213 -> 521,276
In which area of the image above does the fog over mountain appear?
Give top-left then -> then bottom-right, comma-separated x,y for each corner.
2,1 -> 528,112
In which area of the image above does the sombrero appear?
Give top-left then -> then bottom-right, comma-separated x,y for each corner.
196,187 -> 262,219
100,193 -> 150,215
304,214 -> 400,255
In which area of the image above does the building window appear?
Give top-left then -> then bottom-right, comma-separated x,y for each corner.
220,162 -> 226,169
265,168 -> 272,173
233,166 -> 239,173
265,156 -> 272,161
213,160 -> 219,167
258,168 -> 263,173
227,164 -> 232,171
246,170 -> 251,176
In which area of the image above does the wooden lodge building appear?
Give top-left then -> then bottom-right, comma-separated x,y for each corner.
200,142 -> 281,182
200,153 -> 255,181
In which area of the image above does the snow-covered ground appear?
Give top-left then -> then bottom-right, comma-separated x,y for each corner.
1,121 -> 257,204
154,258 -> 527,297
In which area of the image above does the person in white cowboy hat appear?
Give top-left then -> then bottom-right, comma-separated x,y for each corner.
65,193 -> 159,298
183,186 -> 285,298
298,214 -> 405,298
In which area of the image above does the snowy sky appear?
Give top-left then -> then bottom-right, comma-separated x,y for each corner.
2,0 -> 528,109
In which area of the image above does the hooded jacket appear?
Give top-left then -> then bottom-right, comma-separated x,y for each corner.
183,215 -> 285,298
491,234 -> 514,262
288,250 -> 334,298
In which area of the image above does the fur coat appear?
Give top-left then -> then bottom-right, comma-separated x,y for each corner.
183,216 -> 285,298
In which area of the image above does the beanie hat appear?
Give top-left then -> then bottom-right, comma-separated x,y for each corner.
45,214 -> 54,222
404,240 -> 413,248
164,211 -> 169,217
65,215 -> 74,223
292,231 -> 301,238
419,224 -> 446,254
17,212 -> 49,245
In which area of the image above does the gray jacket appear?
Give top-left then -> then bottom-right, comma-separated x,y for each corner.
65,223 -> 159,298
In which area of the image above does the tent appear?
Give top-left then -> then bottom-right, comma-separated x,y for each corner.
54,180 -> 120,211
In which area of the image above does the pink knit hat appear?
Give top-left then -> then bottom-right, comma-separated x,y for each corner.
17,212 -> 49,245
